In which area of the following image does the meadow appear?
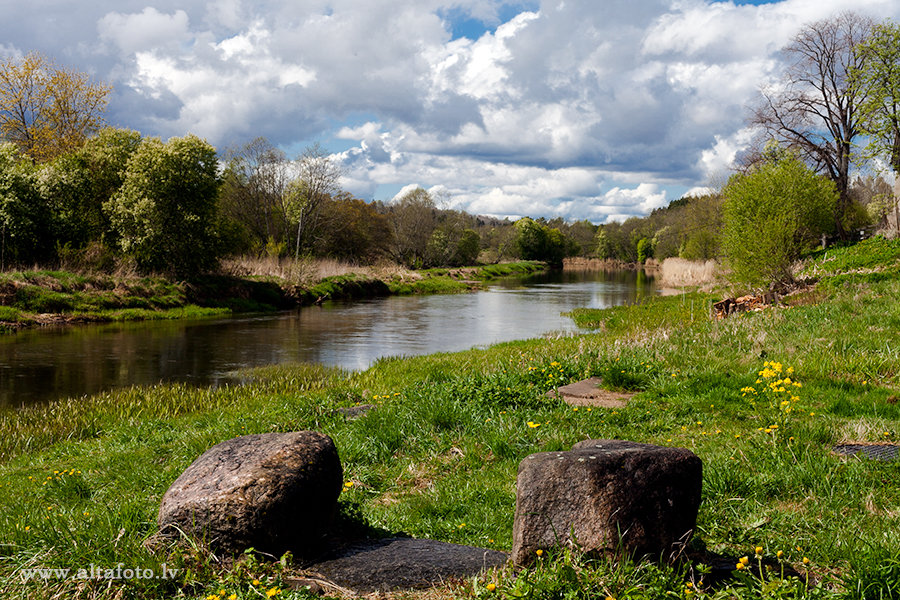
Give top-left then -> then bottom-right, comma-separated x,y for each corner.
1,239 -> 900,599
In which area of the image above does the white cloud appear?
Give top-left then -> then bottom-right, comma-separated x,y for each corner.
98,7 -> 192,55
5,0 -> 900,222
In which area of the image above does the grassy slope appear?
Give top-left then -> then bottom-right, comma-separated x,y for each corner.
2,241 -> 900,598
0,262 -> 545,330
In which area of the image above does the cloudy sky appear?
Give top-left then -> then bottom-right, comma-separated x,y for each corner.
3,0 -> 900,222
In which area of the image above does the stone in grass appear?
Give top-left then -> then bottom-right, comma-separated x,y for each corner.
158,431 -> 343,557
546,377 -> 635,408
511,439 -> 702,565
306,537 -> 509,593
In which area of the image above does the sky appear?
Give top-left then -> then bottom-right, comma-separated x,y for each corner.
3,0 -> 900,223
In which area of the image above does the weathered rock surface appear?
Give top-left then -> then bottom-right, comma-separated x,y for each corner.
511,439 -> 702,565
306,537 -> 508,593
158,431 -> 343,556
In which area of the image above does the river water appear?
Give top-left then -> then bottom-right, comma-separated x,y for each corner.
0,269 -> 656,407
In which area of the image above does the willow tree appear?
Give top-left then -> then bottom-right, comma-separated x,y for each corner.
0,53 -> 110,163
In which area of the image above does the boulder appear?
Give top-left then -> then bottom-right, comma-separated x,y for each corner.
158,431 -> 343,556
511,439 -> 702,565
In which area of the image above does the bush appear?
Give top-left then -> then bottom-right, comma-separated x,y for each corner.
721,149 -> 837,289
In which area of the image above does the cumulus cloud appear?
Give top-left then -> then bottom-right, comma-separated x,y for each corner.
4,0 -> 900,222
98,7 -> 192,55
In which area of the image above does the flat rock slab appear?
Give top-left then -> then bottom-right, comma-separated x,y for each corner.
546,377 -> 635,408
304,538 -> 508,593
833,443 -> 900,461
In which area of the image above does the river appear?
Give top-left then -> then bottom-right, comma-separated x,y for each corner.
0,269 -> 657,407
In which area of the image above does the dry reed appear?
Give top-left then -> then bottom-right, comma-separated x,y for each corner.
657,258 -> 721,288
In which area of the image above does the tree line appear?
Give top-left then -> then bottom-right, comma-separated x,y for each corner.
0,53 -> 601,276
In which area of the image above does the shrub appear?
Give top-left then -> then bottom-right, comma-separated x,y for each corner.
721,149 -> 837,289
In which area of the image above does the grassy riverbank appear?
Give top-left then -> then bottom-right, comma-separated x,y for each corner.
2,239 -> 900,599
0,261 -> 545,331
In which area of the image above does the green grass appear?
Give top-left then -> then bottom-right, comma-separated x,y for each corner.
2,240 -> 900,598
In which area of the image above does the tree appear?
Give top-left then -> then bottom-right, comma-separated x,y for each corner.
515,218 -> 574,267
852,19 -> 900,236
0,143 -> 51,267
220,137 -> 291,252
453,229 -> 482,266
286,143 -> 342,261
721,149 -> 838,289
752,12 -> 873,237
0,53 -> 110,163
105,135 -> 220,276
385,187 -> 438,267
313,193 -> 393,262
37,127 -> 142,251
853,20 -> 900,173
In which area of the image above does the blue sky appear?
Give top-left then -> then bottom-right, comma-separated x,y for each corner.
2,0 -> 900,222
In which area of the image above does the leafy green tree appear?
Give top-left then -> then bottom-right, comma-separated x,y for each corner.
636,237 -> 653,263
853,20 -> 900,174
515,217 -> 574,267
0,142 -> 51,267
722,149 -> 837,288
104,135 -> 220,276
453,229 -> 481,266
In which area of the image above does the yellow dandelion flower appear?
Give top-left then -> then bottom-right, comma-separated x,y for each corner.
266,588 -> 280,598
755,546 -> 763,555
735,562 -> 745,570
777,550 -> 784,558
536,549 -> 543,556
486,583 -> 496,592
739,556 -> 749,565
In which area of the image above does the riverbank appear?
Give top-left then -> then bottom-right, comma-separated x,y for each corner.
2,238 -> 900,599
0,261 -> 546,332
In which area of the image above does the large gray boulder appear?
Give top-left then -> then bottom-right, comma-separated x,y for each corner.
158,431 -> 343,556
511,439 -> 702,565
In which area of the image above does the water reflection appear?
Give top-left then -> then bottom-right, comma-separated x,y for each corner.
0,269 -> 656,407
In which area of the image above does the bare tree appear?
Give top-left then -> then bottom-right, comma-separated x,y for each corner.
221,137 -> 291,251
751,12 -> 873,238
385,187 -> 438,267
286,142 -> 342,261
